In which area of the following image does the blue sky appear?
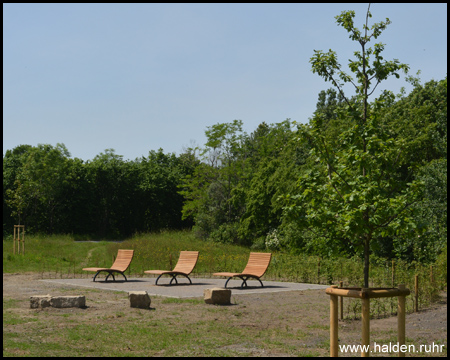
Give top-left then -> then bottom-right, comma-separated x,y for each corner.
3,3 -> 447,161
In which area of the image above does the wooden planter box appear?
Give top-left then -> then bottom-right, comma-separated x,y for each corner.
326,285 -> 410,357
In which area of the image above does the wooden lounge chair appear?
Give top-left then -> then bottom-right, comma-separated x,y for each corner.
144,251 -> 199,285
213,252 -> 272,288
83,249 -> 134,282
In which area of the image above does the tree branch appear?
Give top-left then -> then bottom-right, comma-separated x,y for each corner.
367,79 -> 382,97
374,200 -> 417,230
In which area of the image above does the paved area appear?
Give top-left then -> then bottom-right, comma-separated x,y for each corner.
40,277 -> 329,298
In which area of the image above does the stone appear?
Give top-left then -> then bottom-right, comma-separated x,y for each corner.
204,287 -> 231,305
50,296 -> 86,308
128,291 -> 151,309
30,295 -> 85,308
30,295 -> 52,309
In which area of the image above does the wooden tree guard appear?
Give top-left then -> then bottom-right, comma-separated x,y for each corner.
14,225 -> 25,255
327,285 -> 410,357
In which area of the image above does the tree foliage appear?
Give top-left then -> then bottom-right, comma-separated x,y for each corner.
3,147 -> 191,238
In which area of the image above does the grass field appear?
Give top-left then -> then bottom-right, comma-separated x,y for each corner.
3,231 -> 447,357
3,230 -> 447,317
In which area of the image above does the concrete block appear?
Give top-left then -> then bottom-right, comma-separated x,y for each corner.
204,287 -> 231,305
30,295 -> 85,308
30,295 -> 52,309
128,291 -> 151,309
50,295 -> 86,308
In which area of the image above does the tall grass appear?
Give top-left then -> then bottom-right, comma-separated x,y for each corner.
3,230 -> 446,318
3,234 -> 103,275
119,230 -> 251,277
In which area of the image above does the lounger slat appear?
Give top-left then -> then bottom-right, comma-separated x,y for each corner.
242,252 -> 272,277
213,252 -> 271,288
144,251 -> 199,285
173,251 -> 199,273
110,249 -> 134,271
82,249 -> 134,282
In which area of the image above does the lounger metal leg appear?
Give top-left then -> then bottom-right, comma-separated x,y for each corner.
246,277 -> 264,287
174,274 -> 193,285
224,276 -> 264,288
105,272 -> 116,282
155,274 -> 163,285
154,273 -> 193,285
241,277 -> 248,288
94,271 -> 123,282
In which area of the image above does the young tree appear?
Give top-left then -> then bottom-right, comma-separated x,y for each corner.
288,4 -> 423,288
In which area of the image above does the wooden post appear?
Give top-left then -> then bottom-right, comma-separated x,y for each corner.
327,286 -> 411,358
330,285 -> 339,357
414,275 -> 419,312
13,226 -> 16,255
13,225 -> 25,255
398,284 -> 406,357
339,281 -> 344,320
361,289 -> 370,357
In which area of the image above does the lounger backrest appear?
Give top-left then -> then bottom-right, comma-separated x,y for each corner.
110,249 -> 134,271
172,251 -> 199,275
242,252 -> 272,277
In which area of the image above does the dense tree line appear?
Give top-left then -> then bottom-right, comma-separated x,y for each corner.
3,147 -> 195,238
3,76 -> 446,262
179,76 -> 447,264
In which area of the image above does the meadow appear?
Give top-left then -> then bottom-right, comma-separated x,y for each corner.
3,230 -> 447,319
3,230 -> 447,357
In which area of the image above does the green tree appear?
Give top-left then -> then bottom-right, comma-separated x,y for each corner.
378,77 -> 447,262
313,89 -> 348,141
180,120 -> 248,243
57,156 -> 94,235
381,77 -> 447,164
85,149 -> 127,238
3,145 -> 33,233
138,149 -> 189,232
403,158 -> 446,263
5,143 -> 71,233
287,5 -> 423,287
238,120 -> 300,243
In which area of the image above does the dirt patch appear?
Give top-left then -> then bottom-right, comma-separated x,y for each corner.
3,273 -> 447,357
